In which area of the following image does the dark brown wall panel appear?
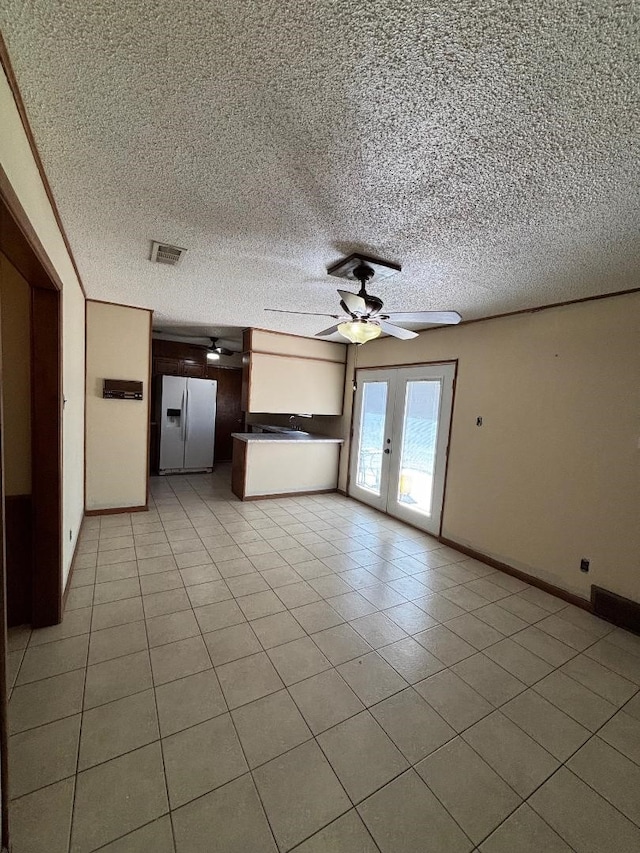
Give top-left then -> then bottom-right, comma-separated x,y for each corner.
4,495 -> 32,627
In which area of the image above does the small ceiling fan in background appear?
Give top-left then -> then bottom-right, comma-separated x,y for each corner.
207,337 -> 234,357
154,330 -> 239,359
265,254 -> 461,344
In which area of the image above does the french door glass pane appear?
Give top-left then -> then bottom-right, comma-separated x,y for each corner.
396,380 -> 441,516
355,381 -> 388,495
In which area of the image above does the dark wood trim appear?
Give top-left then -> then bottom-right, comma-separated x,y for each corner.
250,349 -> 346,366
345,347 -> 357,495
231,438 -> 247,500
62,527 -> 83,611
242,352 -> 252,413
354,359 -> 459,372
0,166 -> 62,292
86,297 -> 153,313
30,287 -> 63,627
0,286 -> 10,851
455,285 -> 640,330
85,505 -> 148,517
438,361 -> 459,537
591,586 -> 640,635
241,329 -> 253,413
145,311 -> 152,508
438,536 -> 591,611
239,488 -> 338,502
4,495 -> 32,627
83,298 -> 87,511
0,33 -> 87,298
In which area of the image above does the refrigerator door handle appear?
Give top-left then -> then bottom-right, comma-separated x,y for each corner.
184,386 -> 190,443
180,389 -> 187,442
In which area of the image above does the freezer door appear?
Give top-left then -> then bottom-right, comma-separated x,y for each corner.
184,378 -> 217,470
159,375 -> 187,471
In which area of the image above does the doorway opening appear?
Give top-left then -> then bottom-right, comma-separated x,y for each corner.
349,363 -> 456,536
149,338 -> 244,475
0,185 -> 63,628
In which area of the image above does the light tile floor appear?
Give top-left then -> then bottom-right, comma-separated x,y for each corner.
7,466 -> 640,852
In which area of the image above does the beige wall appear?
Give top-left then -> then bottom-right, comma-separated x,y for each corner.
341,293 -> 640,603
0,254 -> 31,495
85,301 -> 151,511
247,329 -> 347,415
0,68 -> 86,585
244,441 -> 341,496
251,329 -> 346,361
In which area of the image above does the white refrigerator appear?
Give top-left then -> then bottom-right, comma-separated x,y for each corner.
159,376 -> 217,474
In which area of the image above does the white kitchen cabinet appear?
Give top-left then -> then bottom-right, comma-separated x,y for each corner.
243,329 -> 347,415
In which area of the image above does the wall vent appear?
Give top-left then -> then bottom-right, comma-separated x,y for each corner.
592,585 -> 640,634
150,241 -> 187,267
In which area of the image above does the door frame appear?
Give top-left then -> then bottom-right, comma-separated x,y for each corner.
347,359 -> 458,536
0,168 -> 63,630
0,164 -> 64,852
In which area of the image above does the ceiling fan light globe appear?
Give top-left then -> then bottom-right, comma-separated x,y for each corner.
337,320 -> 382,344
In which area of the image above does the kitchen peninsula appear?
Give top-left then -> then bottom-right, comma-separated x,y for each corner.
231,432 -> 344,500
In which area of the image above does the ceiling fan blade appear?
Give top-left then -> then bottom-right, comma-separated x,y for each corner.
264,308 -> 340,318
377,321 -> 419,340
338,289 -> 367,315
382,311 -> 462,325
315,324 -> 341,338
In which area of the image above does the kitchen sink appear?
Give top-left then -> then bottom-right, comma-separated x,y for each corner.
260,425 -> 310,436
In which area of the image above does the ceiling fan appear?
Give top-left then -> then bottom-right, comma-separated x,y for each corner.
265,254 -> 462,344
207,337 -> 234,356
154,330 -> 237,356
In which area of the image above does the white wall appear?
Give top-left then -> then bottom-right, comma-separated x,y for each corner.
341,293 -> 640,603
85,301 -> 151,511
0,67 -> 85,585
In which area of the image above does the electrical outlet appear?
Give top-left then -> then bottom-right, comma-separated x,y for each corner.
69,529 -> 72,542
476,416 -> 483,426
580,558 -> 590,573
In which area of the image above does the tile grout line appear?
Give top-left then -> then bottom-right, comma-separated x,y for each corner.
68,513 -> 99,853
162,475 -> 639,847
167,477 -> 287,853
137,507 -> 178,853
8,473 -> 640,852
178,479 -> 476,851
155,477 -> 640,848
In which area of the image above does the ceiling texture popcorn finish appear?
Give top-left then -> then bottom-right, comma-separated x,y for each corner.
1,1 -> 639,338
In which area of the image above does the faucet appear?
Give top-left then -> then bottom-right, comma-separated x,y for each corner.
288,415 -> 299,431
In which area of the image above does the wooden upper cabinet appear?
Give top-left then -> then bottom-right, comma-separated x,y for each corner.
154,357 -> 180,376
182,360 -> 205,378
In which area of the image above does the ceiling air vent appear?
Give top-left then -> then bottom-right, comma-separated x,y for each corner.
150,241 -> 187,267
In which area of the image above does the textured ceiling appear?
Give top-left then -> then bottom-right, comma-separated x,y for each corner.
2,1 -> 639,341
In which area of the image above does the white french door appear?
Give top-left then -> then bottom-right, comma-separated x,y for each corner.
349,363 -> 456,535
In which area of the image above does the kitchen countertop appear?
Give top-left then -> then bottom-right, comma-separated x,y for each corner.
232,433 -> 343,444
